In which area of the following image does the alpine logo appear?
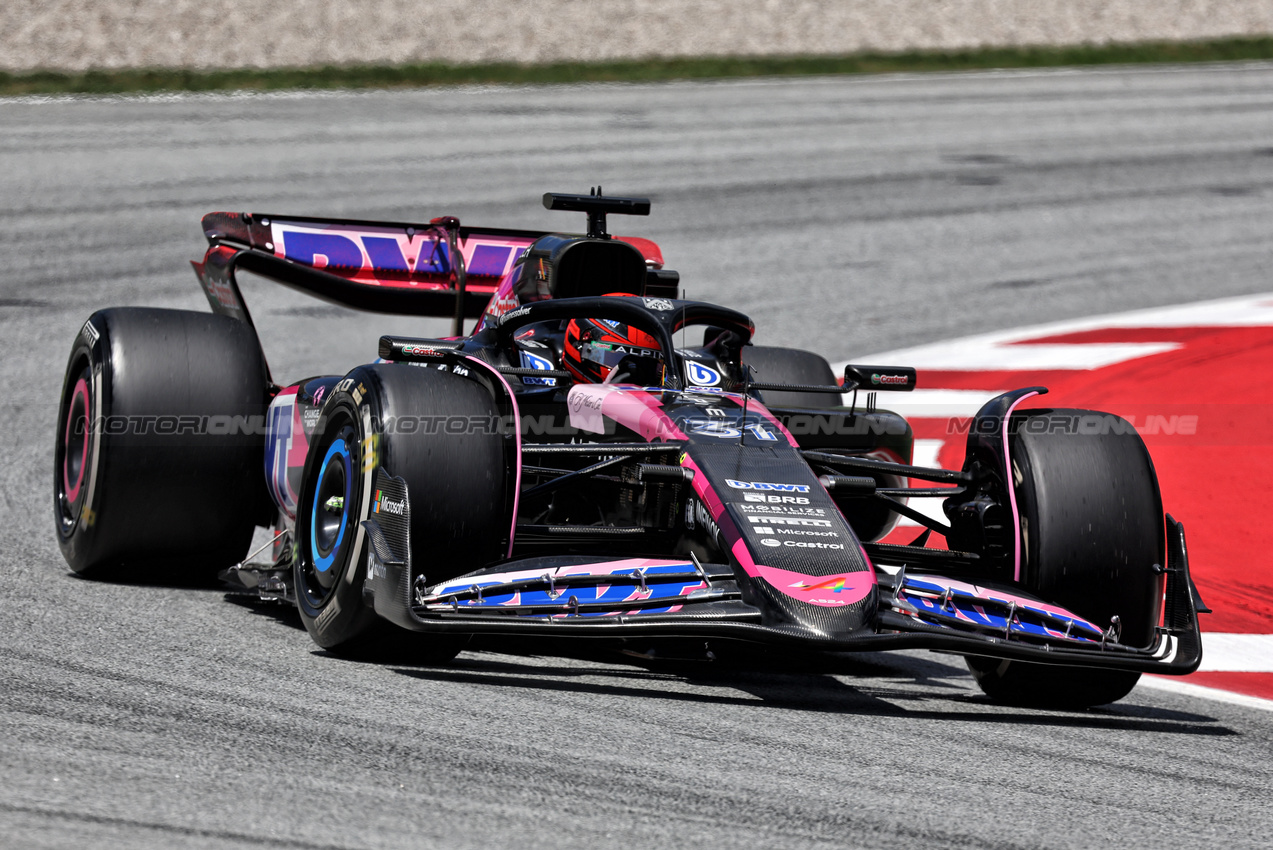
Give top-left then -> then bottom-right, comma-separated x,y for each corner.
686,361 -> 722,387
372,489 -> 405,516
726,479 -> 811,493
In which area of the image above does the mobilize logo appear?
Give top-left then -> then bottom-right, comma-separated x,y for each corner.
738,504 -> 826,516
373,489 -> 405,516
726,479 -> 810,493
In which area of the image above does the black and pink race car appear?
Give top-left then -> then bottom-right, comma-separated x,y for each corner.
54,191 -> 1206,708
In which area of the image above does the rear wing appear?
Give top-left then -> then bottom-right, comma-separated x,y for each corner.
191,212 -> 545,328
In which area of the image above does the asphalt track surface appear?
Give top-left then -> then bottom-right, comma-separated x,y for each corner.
3,64 -> 1273,848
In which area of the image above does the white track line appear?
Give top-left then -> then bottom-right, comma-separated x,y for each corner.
1195,634 -> 1273,672
844,292 -> 1273,368
1136,676 -> 1273,713
860,342 -> 1180,372
872,388 -> 1004,420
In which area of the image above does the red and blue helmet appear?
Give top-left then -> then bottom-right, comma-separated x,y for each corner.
562,302 -> 663,384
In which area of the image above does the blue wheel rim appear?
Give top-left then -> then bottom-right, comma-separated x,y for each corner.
311,438 -> 351,574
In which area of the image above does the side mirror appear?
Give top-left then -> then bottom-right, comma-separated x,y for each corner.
843,365 -> 916,392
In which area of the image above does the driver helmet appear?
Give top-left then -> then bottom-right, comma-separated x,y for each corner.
562,303 -> 662,385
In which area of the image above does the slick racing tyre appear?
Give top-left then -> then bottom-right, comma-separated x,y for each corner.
967,407 -> 1164,708
741,346 -> 839,409
294,363 -> 506,659
54,308 -> 270,580
966,657 -> 1141,709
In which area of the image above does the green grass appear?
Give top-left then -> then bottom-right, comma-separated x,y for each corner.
4,36 -> 1273,96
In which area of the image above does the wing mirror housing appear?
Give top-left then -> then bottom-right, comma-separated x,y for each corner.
843,365 -> 917,392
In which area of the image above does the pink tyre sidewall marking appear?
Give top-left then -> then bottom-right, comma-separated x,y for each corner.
63,376 -> 91,504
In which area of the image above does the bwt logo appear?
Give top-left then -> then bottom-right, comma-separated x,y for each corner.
726,479 -> 811,493
276,226 -> 522,278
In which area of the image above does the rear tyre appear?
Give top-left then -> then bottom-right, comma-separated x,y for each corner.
294,364 -> 506,660
742,346 -> 838,409
53,308 -> 269,580
966,407 -> 1163,708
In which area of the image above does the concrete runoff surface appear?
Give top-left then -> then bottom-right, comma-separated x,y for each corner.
3,64 -> 1273,848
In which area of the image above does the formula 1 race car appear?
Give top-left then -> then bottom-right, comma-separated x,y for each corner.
53,191 -> 1207,708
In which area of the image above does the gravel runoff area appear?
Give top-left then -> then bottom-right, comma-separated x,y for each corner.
4,0 -> 1273,72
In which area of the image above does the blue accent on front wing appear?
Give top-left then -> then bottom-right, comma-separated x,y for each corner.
900,577 -> 1104,642
311,438 -> 351,573
435,563 -> 702,615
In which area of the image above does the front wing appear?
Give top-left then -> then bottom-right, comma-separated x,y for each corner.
360,469 -> 1202,675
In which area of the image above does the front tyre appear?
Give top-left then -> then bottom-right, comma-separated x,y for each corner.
965,407 -> 1163,708
294,364 -> 507,659
966,657 -> 1141,709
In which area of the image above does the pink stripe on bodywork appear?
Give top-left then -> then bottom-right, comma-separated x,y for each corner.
566,384 -> 687,441
680,454 -> 724,518
463,356 -> 523,558
731,538 -> 759,575
1005,391 -> 1040,582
